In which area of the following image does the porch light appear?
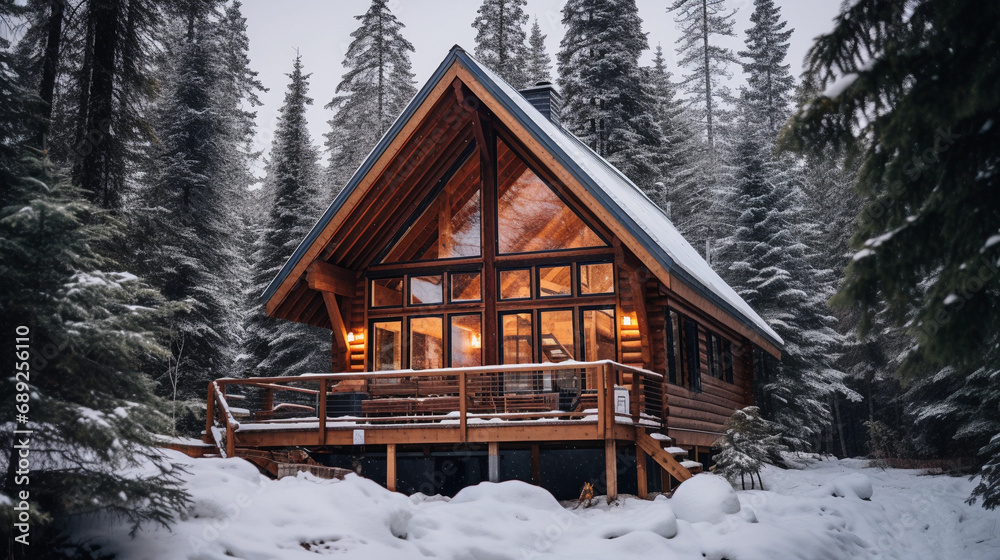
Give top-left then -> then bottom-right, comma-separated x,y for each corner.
622,315 -> 632,327
347,331 -> 356,343
470,333 -> 482,349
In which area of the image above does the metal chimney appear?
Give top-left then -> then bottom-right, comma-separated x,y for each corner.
519,81 -> 562,126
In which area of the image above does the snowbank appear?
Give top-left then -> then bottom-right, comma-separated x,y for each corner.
74,452 -> 1000,560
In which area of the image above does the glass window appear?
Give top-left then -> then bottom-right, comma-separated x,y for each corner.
382,153 -> 481,262
685,318 -> 702,393
450,314 -> 482,368
708,331 -> 725,379
538,266 -> 572,298
371,278 -> 403,308
582,308 -> 616,362
409,316 -> 443,370
500,312 -> 533,365
666,310 -> 685,386
723,339 -> 734,383
372,320 -> 402,371
410,275 -> 443,305
496,138 -> 607,254
539,310 -> 575,363
450,272 -> 481,302
579,263 -> 614,295
499,269 -> 532,300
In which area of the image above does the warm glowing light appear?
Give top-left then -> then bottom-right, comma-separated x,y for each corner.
470,333 -> 482,349
622,316 -> 632,327
347,331 -> 356,343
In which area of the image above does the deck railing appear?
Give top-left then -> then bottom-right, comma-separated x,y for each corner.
205,361 -> 663,449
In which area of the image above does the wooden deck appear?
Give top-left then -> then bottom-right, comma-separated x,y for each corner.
204,361 -> 698,499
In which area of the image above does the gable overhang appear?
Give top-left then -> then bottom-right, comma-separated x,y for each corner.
262,46 -> 783,358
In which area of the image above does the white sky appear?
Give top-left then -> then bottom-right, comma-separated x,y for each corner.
242,0 -> 844,169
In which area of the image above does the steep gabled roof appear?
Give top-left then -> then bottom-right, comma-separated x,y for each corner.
262,45 -> 784,353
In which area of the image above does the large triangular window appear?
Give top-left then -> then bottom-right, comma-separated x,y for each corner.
381,149 -> 482,263
497,138 -> 607,254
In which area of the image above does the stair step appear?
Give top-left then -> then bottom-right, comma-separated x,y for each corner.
680,460 -> 703,474
648,433 -> 673,444
663,446 -> 688,458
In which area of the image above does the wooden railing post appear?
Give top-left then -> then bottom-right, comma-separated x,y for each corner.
596,365 -> 606,436
604,362 -> 615,438
225,416 -> 235,458
631,369 -> 641,423
318,378 -> 327,446
459,371 -> 468,442
204,383 -> 215,445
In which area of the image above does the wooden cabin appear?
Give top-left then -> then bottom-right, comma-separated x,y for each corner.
204,46 -> 783,499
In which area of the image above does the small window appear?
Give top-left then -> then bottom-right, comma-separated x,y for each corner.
372,320 -> 402,370
538,265 -> 571,298
499,269 -> 532,300
539,309 -> 575,363
684,318 -> 702,393
410,275 -> 443,305
500,312 -> 533,365
450,272 -> 481,302
581,308 -> 616,362
579,263 -> 614,295
371,278 -> 403,308
666,310 -> 685,386
450,314 -> 482,368
723,339 -> 734,383
409,316 -> 443,369
707,331 -> 725,379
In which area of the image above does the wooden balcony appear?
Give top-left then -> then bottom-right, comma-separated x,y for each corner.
204,361 -> 696,499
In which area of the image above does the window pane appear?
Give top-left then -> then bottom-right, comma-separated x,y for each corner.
501,312 -> 533,365
582,308 -> 616,362
409,316 -> 443,369
373,321 -> 402,371
666,310 -> 684,385
499,269 -> 531,300
540,310 -> 575,363
450,314 -> 482,368
580,263 -> 614,295
450,272 -> 481,302
382,153 -> 481,262
410,275 -> 443,305
371,278 -> 403,308
538,266 -> 572,298
496,138 -> 606,254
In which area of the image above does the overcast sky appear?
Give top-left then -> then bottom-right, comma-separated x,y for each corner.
242,0 -> 844,171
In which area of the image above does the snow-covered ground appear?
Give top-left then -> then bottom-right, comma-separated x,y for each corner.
77,451 -> 1000,560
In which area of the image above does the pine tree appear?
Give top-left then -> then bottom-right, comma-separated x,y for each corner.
557,0 -> 661,189
784,0 -> 1000,507
525,17 -> 551,85
132,0 -> 244,414
644,43 -> 706,225
668,0 -> 738,155
241,55 -> 329,379
1,27 -> 187,549
324,0 -> 416,196
713,406 -> 784,489
737,0 -> 794,135
472,0 -> 529,88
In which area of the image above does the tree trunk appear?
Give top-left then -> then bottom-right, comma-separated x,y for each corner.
79,0 -> 121,209
37,0 -> 66,148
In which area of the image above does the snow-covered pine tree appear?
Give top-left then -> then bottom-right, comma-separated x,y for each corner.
241,55 -> 329,379
737,0 -> 793,135
472,0 -> 530,88
0,31 -> 187,549
132,0 -> 246,415
784,0 -> 1000,507
668,0 -> 738,157
525,17 -> 551,85
557,0 -> 661,189
713,406 -> 784,489
324,0 -> 416,197
644,43 -> 706,223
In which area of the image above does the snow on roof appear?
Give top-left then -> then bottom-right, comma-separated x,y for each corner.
263,45 -> 782,349
463,50 -> 782,347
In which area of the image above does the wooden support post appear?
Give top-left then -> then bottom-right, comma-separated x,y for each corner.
459,372 -> 468,442
636,445 -> 648,499
318,379 -> 327,446
596,365 -> 606,436
225,419 -> 235,459
604,362 -> 615,438
661,467 -> 672,493
531,444 -> 541,485
204,384 -> 215,444
387,444 -> 397,492
488,442 -> 500,483
631,369 -> 641,423
605,439 -> 618,502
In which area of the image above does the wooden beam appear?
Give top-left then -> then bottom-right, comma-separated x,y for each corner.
636,445 -> 648,499
318,379 -> 327,446
321,292 -> 349,353
204,384 -> 215,445
488,442 -> 500,483
307,261 -> 356,297
387,443 -> 397,492
605,439 -> 618,502
531,444 -> 541,485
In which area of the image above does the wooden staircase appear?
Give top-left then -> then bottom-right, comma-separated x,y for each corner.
636,431 -> 702,483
